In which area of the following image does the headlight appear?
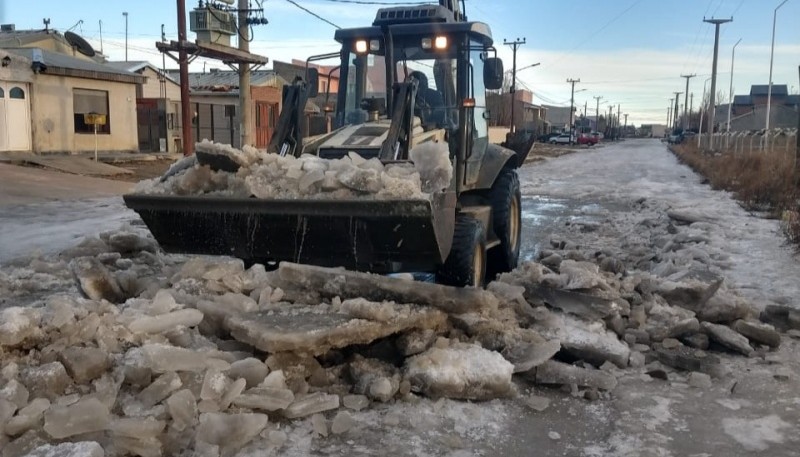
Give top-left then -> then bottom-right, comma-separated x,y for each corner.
434,36 -> 448,50
355,40 -> 368,54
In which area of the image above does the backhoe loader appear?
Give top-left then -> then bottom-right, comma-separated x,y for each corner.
125,0 -> 533,287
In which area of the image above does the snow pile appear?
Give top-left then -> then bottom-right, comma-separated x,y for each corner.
135,140 -> 455,200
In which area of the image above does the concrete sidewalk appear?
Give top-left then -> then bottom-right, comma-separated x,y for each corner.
0,150 -> 180,165
0,163 -> 133,206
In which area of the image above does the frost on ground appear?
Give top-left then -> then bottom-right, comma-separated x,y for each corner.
133,140 -> 452,200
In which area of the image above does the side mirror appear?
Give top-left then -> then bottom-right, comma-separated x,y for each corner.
306,68 -> 320,97
484,57 -> 504,90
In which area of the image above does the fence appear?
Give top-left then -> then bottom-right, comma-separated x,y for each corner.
695,128 -> 798,155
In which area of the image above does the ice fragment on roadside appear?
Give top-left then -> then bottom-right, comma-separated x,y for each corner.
409,141 -> 452,193
404,343 -> 514,400
43,397 -> 110,439
195,412 -> 268,455
128,309 -> 204,334
166,389 -> 198,431
283,392 -> 340,419
21,442 -> 105,457
139,372 -> 183,408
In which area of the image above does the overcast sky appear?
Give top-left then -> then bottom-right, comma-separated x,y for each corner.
3,0 -> 799,124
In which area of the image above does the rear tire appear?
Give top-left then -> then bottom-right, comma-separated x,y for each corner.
437,217 -> 486,288
487,168 -> 521,280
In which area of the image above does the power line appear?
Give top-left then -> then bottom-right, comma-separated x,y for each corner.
284,0 -> 341,29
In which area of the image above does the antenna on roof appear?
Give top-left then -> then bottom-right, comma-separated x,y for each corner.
67,19 -> 83,33
43,18 -> 50,33
99,20 -> 104,54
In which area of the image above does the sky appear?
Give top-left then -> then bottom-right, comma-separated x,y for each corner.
2,0 -> 799,125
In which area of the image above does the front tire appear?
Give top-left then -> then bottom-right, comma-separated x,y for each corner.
437,217 -> 486,287
487,168 -> 522,280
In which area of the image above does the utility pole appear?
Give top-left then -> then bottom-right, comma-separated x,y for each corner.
703,17 -> 733,150
616,104 -> 621,140
623,113 -> 628,138
567,78 -> 580,134
160,24 -> 167,100
238,0 -> 252,148
177,0 -> 193,156
689,93 -> 694,129
503,38 -> 526,134
680,74 -> 695,129
583,101 -> 588,132
99,20 -> 104,55
593,96 -> 603,133
123,12 -> 129,62
667,98 -> 673,133
608,105 -> 614,139
672,92 -> 682,130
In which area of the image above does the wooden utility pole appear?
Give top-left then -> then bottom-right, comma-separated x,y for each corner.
177,0 -> 193,156
680,74 -> 695,129
503,38 -> 525,134
593,96 -> 602,133
567,78 -> 580,134
672,92 -> 682,130
238,0 -> 252,148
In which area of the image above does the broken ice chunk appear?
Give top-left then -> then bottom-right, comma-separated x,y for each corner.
342,394 -> 369,412
139,372 -> 183,408
166,389 -> 198,432
228,358 -> 269,388
331,411 -> 356,435
231,387 -> 294,412
70,256 -> 125,303
140,344 -> 222,373
21,442 -> 105,457
57,347 -> 110,384
0,379 -> 29,409
21,362 -> 73,400
4,398 -> 50,436
0,307 -> 42,347
200,369 -> 231,402
219,378 -> 246,410
109,417 -> 166,439
311,413 -> 328,437
195,412 -> 268,455
43,397 -> 110,439
404,343 -> 515,400
283,392 -> 340,419
128,309 -> 204,334
337,165 -> 382,193
409,141 -> 452,193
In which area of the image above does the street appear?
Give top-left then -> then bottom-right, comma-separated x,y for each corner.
1,140 -> 799,456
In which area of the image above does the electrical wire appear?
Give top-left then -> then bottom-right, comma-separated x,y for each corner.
284,0 -> 341,29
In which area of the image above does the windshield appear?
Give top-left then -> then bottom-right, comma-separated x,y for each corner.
337,40 -> 459,130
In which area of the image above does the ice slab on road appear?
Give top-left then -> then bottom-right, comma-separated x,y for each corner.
225,302 -> 446,355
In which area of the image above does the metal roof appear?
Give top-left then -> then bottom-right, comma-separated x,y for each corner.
750,84 -> 788,96
5,47 -> 145,84
166,69 -> 286,91
733,95 -> 752,105
106,61 -> 179,84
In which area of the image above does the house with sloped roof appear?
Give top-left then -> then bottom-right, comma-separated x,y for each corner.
728,84 -> 798,130
166,68 -> 290,149
0,47 -> 145,154
107,61 -> 183,153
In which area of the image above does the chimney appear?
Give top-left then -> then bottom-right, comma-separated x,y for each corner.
1,24 -> 16,32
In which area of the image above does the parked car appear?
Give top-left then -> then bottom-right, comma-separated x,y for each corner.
538,133 -> 559,143
667,131 -> 684,144
549,133 -> 575,145
577,133 -> 599,146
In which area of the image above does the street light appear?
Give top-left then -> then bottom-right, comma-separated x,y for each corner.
123,12 -> 129,62
517,62 -> 540,73
699,76 -> 712,147
727,38 -> 742,146
766,0 -> 789,134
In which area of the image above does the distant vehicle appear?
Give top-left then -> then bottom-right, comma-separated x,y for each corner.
538,133 -> 559,143
550,133 -> 575,145
592,131 -> 604,140
668,131 -> 684,144
578,133 -> 599,146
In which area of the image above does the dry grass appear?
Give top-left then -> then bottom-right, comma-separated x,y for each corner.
671,143 -> 800,242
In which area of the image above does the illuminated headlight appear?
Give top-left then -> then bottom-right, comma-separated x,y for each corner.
434,36 -> 448,49
355,40 -> 368,54
370,39 -> 381,51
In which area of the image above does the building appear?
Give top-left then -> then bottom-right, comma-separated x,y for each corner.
0,26 -> 107,64
487,89 -> 546,138
729,84 -> 799,130
169,68 -> 286,149
0,47 -> 144,154
107,61 -> 182,153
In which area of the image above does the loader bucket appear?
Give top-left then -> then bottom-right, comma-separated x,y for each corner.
123,193 -> 456,274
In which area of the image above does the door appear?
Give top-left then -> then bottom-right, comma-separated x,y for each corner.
136,99 -> 163,153
256,101 -> 278,148
0,83 -> 32,152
